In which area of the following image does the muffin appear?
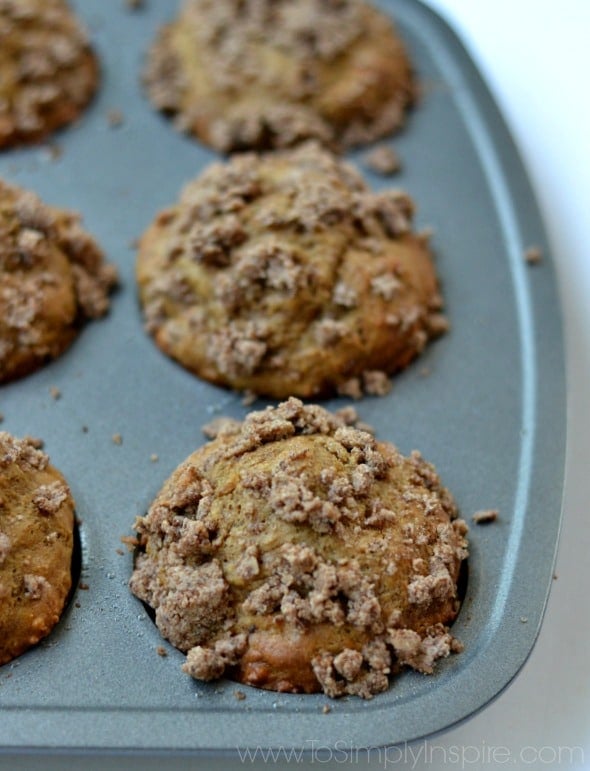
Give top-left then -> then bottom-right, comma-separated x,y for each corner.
130,398 -> 468,698
0,0 -> 99,149
144,0 -> 416,152
0,432 -> 75,666
0,178 -> 117,383
136,142 -> 446,400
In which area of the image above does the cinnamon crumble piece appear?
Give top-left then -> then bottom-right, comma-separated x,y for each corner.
363,145 -> 401,176
472,509 -> 498,525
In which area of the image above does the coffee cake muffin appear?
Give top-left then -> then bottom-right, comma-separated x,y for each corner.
0,178 -> 117,383
0,432 -> 75,666
144,0 -> 416,152
136,142 -> 446,399
0,0 -> 99,149
130,399 -> 468,698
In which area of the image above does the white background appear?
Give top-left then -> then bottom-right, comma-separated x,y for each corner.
2,1 -> 589,769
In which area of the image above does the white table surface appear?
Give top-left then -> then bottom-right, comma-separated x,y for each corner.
2,1 -> 589,769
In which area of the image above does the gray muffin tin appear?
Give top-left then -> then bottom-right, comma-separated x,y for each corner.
0,0 -> 566,755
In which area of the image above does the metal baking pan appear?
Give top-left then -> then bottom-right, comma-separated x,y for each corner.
0,0 -> 566,754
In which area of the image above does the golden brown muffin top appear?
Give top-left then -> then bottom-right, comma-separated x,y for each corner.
145,0 -> 416,151
0,431 -> 75,666
136,142 -> 446,399
0,0 -> 98,148
130,399 -> 468,698
0,178 -> 117,382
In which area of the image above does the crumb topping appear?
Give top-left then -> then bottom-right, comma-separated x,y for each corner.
0,179 -> 117,382
190,0 -> 365,66
23,573 -> 51,600
387,624 -> 454,674
33,480 -> 70,514
130,399 -> 468,698
0,0 -> 98,147
0,431 -> 49,471
311,642 -> 391,699
138,143 -> 444,399
0,426 -> 74,666
144,0 -> 415,151
183,633 -> 248,681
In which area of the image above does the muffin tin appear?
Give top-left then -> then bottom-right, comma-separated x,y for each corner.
0,0 -> 566,755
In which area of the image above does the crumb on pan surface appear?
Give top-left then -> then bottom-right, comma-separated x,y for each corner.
363,144 -> 401,176
0,431 -> 75,666
0,0 -> 99,149
524,245 -> 543,265
136,142 -> 446,400
143,0 -> 416,152
0,178 -> 117,383
129,398 -> 468,699
472,509 -> 498,525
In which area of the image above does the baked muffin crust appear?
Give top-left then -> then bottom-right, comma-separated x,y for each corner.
0,0 -> 99,149
130,399 -> 468,698
136,142 -> 445,399
0,432 -> 75,666
144,0 -> 416,152
0,179 -> 117,383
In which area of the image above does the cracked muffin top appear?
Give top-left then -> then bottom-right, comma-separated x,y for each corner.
144,0 -> 416,152
136,142 -> 446,400
129,398 -> 468,698
0,0 -> 98,149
